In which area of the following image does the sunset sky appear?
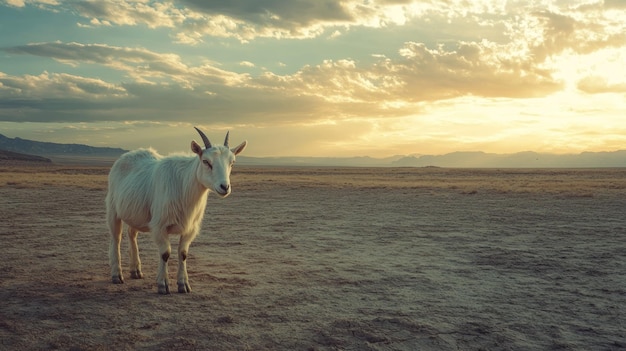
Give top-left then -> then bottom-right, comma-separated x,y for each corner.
1,0 -> 625,157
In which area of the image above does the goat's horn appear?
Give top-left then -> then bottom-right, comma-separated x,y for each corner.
194,127 -> 212,149
224,131 -> 230,147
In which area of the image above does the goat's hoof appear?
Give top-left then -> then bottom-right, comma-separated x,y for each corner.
112,275 -> 124,284
178,282 -> 191,293
130,270 -> 144,279
157,283 -> 170,295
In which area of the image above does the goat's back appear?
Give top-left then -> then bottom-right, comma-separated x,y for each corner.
108,148 -> 160,188
106,148 -> 161,224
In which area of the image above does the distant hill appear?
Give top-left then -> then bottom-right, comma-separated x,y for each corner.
1,133 -> 624,167
391,151 -> 626,168
237,155 -> 406,167
0,134 -> 127,158
239,150 -> 626,168
0,149 -> 52,163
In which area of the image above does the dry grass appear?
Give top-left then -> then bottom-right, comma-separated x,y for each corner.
0,163 -> 109,190
2,163 -> 625,197
233,167 -> 626,197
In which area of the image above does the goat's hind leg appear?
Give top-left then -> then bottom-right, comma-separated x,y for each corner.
108,212 -> 124,284
128,227 -> 143,279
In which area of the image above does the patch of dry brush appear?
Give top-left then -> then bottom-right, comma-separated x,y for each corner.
2,163 -> 625,197
233,167 -> 626,197
0,163 -> 109,190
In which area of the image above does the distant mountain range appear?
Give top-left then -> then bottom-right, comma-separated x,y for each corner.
389,151 -> 626,168
238,151 -> 626,168
236,155 -> 406,167
0,149 -> 52,163
1,133 -> 624,167
0,133 -> 127,158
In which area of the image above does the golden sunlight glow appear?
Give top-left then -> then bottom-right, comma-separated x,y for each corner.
1,0 -> 626,158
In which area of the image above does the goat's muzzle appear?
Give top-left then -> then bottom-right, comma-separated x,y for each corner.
214,183 -> 231,197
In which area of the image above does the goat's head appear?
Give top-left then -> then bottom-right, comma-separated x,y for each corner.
191,127 -> 247,197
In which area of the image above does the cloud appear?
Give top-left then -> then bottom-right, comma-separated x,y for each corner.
8,0 -> 458,41
0,67 -> 328,125
577,76 -> 626,94
0,36 -> 564,126
71,0 -> 185,28
0,71 -> 130,122
255,39 -> 563,108
3,42 -> 247,86
5,0 -> 626,48
6,41 -> 169,66
528,9 -> 626,61
0,71 -> 126,99
394,41 -> 562,98
3,0 -> 25,6
179,0 -> 355,27
2,0 -> 58,8
56,0 -> 359,41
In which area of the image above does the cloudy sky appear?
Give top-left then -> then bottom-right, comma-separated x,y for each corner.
0,0 -> 625,157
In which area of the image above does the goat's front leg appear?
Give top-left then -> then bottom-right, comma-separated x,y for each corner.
177,234 -> 195,293
154,230 -> 171,294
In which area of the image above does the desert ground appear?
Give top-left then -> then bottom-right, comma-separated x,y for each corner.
0,163 -> 624,350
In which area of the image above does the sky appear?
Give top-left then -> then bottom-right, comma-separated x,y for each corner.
0,0 -> 625,157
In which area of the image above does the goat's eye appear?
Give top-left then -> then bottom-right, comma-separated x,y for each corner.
202,160 -> 212,169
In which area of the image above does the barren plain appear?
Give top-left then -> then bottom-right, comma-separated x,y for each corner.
0,164 -> 624,350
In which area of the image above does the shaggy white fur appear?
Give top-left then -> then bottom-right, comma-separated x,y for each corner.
105,128 -> 246,294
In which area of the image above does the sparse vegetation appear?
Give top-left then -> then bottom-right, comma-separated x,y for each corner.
2,164 -> 625,197
0,164 -> 109,190
233,167 -> 626,197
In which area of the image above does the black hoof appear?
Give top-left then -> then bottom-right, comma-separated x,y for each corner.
112,275 -> 124,284
130,270 -> 144,279
158,283 -> 170,295
178,282 -> 191,293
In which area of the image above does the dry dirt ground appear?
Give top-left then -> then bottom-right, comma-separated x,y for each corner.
0,164 -> 625,350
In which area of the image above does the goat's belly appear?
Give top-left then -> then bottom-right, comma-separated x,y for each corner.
120,221 -> 182,234
121,214 -> 151,232
166,224 -> 184,234
123,221 -> 150,233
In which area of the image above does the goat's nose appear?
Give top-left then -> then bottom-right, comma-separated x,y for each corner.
220,183 -> 230,192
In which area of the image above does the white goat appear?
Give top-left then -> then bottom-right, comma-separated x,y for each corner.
105,127 -> 247,294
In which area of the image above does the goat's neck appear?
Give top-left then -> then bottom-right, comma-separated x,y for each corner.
175,157 -> 208,206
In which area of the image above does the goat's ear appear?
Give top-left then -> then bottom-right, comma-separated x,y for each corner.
231,140 -> 247,156
191,140 -> 203,156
